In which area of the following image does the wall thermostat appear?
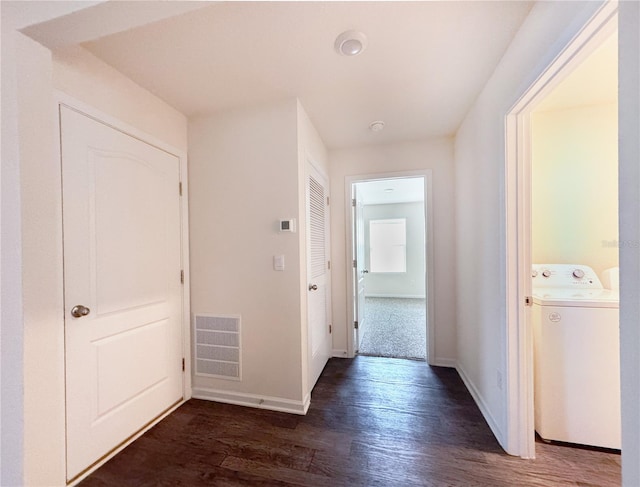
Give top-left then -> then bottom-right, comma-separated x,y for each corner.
279,219 -> 296,233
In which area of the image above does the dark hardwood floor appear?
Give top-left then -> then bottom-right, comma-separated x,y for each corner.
80,356 -> 621,486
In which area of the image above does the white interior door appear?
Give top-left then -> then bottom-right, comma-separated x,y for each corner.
353,185 -> 367,351
307,163 -> 331,389
61,106 -> 184,481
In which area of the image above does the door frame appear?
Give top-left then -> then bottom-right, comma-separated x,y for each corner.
352,184 -> 366,352
504,3 -> 618,458
344,169 -> 434,362
54,92 -> 192,482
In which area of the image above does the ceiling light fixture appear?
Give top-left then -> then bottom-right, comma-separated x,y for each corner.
369,120 -> 385,132
334,30 -> 368,56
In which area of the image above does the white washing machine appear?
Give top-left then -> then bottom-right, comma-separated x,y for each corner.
532,264 -> 620,449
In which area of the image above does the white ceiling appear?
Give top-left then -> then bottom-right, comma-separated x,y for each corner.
356,177 -> 425,206
348,29 -> 618,268
83,1 -> 534,149
535,31 -> 618,112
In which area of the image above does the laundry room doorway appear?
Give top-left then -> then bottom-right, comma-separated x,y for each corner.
345,171 -> 434,362
529,28 -> 620,452
505,2 -> 619,459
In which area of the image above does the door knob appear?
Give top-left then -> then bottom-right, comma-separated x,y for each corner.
362,269 -> 369,274
71,305 -> 91,318
308,284 -> 318,291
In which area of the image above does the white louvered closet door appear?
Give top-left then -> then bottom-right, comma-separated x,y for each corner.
307,162 -> 331,390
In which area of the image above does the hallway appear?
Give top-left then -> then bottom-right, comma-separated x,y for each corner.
80,357 -> 620,486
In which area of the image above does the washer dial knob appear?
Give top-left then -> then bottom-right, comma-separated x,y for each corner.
542,270 -> 551,278
573,269 -> 585,279
532,270 -> 538,278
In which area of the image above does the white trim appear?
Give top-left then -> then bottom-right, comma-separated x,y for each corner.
179,148 -> 192,401
332,349 -> 349,358
55,92 -> 186,159
192,388 -> 310,415
305,148 -> 330,183
456,363 -> 505,447
431,358 -> 456,368
425,172 -> 435,366
504,2 -> 618,459
345,170 -> 435,364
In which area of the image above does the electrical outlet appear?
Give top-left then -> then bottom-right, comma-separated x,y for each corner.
497,370 -> 503,390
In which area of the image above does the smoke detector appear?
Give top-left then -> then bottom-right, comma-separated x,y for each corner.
334,30 -> 368,56
369,121 -> 385,132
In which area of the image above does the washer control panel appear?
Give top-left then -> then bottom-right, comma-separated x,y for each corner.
532,264 -> 603,289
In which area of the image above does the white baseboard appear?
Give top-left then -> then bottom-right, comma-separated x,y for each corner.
192,387 -> 310,415
455,362 -> 506,449
430,357 -> 456,368
332,349 -> 349,358
365,294 -> 426,299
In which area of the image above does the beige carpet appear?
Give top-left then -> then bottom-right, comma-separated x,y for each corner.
358,297 -> 427,360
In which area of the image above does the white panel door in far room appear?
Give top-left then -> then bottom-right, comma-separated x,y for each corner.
353,185 -> 367,352
61,106 -> 184,482
307,162 -> 331,389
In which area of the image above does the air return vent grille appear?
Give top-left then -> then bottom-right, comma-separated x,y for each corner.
194,314 -> 241,380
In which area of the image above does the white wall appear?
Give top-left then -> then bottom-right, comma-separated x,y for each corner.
363,202 -> 426,298
453,0 -> 630,456
297,101 -> 329,175
188,99 -> 308,407
19,35 -> 66,487
618,2 -> 640,484
1,5 -> 106,483
53,46 -> 188,151
532,103 -> 618,276
1,29 -> 41,487
329,138 -> 456,365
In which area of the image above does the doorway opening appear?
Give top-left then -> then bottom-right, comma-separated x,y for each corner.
505,2 -> 618,459
530,30 -> 620,453
345,171 -> 434,363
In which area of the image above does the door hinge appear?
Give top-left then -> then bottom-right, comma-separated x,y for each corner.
182,358 -> 185,371
327,260 -> 331,270
353,259 -> 357,268
329,324 -> 332,334
179,182 -> 183,196
354,321 -> 359,330
180,270 -> 184,284
525,296 -> 532,306
327,196 -> 330,206
352,198 -> 356,207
